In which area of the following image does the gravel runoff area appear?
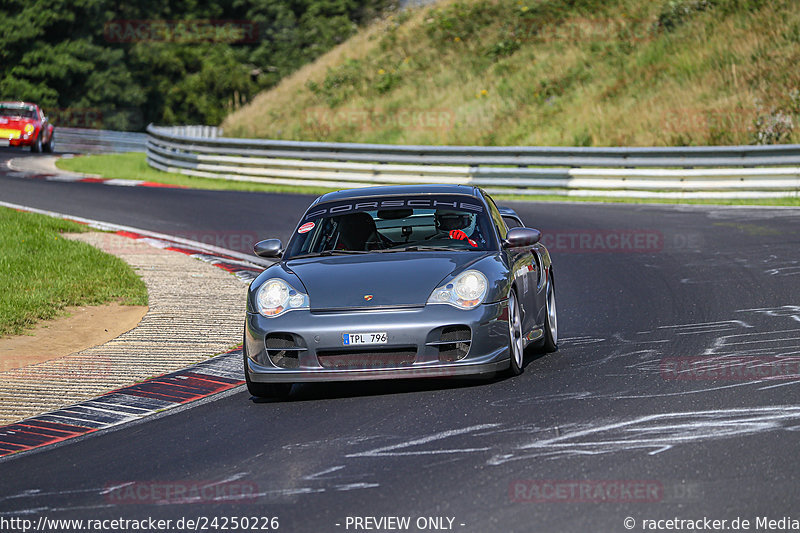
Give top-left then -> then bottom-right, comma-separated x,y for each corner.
0,232 -> 248,426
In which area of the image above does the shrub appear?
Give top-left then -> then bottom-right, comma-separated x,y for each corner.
654,0 -> 715,32
752,110 -> 794,144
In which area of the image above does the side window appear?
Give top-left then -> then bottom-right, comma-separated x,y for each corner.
484,194 -> 508,240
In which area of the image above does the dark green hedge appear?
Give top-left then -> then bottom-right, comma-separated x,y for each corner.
0,0 -> 392,129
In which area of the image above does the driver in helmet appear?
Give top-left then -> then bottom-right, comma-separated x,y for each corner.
434,210 -> 479,248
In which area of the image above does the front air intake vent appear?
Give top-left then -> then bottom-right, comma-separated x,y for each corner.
437,326 -> 471,362
265,333 -> 304,369
317,348 -> 416,369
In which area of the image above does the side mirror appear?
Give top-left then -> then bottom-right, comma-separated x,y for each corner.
254,239 -> 283,258
503,227 -> 541,249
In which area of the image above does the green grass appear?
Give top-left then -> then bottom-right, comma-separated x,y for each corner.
55,153 -> 338,196
223,0 -> 800,147
56,152 -> 800,207
491,194 -> 800,207
0,207 -> 148,337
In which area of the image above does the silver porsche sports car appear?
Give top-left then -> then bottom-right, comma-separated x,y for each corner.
244,185 -> 557,397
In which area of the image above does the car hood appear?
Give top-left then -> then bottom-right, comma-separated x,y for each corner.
285,252 -> 489,311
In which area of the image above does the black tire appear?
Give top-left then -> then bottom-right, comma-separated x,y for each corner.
30,134 -> 42,153
43,132 -> 54,153
507,290 -> 525,376
243,344 -> 293,398
540,273 -> 558,353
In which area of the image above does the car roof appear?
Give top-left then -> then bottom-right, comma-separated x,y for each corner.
314,184 -> 483,204
0,102 -> 38,108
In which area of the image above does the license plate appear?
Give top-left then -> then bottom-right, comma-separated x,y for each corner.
342,332 -> 388,346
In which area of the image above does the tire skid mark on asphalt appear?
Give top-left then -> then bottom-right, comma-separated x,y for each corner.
490,313 -> 800,409
485,405 -> 800,465
325,404 -> 800,471
1,476 -> 276,515
740,305 -> 800,322
345,423 -> 501,458
303,465 -> 347,480
655,319 -> 753,336
676,248 -> 800,285
566,310 -> 800,375
472,313 -> 800,462
255,416 -> 722,495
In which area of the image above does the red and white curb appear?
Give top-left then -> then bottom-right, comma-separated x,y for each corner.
5,157 -> 185,189
0,348 -> 245,458
0,202 -> 274,459
44,175 -> 184,188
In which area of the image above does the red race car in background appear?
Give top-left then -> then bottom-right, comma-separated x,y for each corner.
0,101 -> 55,152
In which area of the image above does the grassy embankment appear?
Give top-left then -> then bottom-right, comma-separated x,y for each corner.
224,0 -> 800,147
0,207 -> 148,337
58,0 -> 800,205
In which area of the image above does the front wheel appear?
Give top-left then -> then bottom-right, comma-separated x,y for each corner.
43,132 -> 54,153
30,134 -> 42,153
507,290 -> 525,375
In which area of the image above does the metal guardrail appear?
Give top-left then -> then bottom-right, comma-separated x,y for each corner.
145,124 -> 800,198
57,127 -> 147,154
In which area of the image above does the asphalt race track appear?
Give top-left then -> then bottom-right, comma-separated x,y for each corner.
2,148 -> 800,532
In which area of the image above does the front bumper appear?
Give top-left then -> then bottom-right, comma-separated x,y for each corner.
245,300 -> 511,383
0,130 -> 32,147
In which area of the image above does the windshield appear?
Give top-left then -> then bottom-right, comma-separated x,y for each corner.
0,105 -> 37,119
285,195 -> 497,259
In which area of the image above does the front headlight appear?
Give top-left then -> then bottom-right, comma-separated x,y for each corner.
23,123 -> 35,134
427,269 -> 488,310
256,278 -> 309,317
